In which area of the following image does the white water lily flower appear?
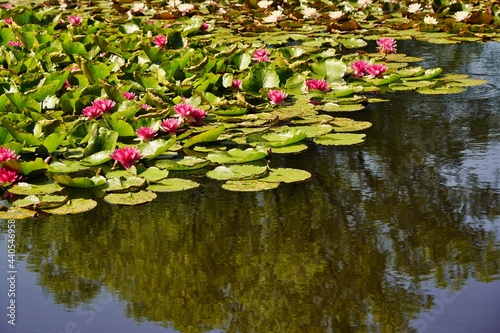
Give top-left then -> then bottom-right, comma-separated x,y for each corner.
178,3 -> 195,15
453,11 -> 470,22
407,3 -> 422,14
357,0 -> 372,8
424,15 -> 438,25
302,6 -> 318,19
263,9 -> 283,23
131,3 -> 147,13
258,0 -> 273,9
329,10 -> 343,20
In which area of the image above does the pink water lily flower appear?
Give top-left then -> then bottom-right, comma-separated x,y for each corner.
306,79 -> 329,92
110,147 -> 142,169
174,103 -> 207,126
253,48 -> 271,62
7,41 -> 21,47
159,118 -> 181,135
122,92 -> 136,100
350,60 -> 371,77
92,98 -> 116,113
0,166 -> 20,185
377,37 -> 397,54
0,147 -> 19,163
141,104 -> 152,110
232,79 -> 242,89
82,105 -> 103,119
366,64 -> 388,77
135,127 -> 157,142
268,89 -> 288,105
1,4 -> 14,9
68,15 -> 83,26
5,18 -> 12,25
153,35 -> 167,48
200,21 -> 210,31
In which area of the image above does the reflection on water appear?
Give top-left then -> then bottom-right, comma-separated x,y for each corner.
1,41 -> 500,333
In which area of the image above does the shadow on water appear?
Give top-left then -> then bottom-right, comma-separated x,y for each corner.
1,41 -> 500,333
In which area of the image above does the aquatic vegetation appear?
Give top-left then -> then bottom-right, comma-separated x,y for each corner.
0,0 -> 494,217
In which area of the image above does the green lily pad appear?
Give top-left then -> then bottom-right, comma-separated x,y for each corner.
206,164 -> 268,181
53,175 -> 107,188
147,178 -> 200,192
319,103 -> 365,112
155,156 -> 210,171
80,150 -> 113,166
138,167 -> 170,182
270,144 -> 309,154
104,177 -> 147,193
12,194 -> 68,209
0,207 -> 36,220
331,118 -> 372,132
103,191 -> 157,206
207,148 -> 267,164
259,168 -> 312,183
183,126 -> 225,148
8,182 -> 64,195
42,198 -> 97,215
314,133 -> 366,146
403,68 -> 443,81
138,138 -> 176,159
250,129 -> 307,148
221,180 -> 279,192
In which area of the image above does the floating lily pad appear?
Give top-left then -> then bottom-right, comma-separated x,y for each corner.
320,103 -> 365,112
259,168 -> 312,183
250,129 -> 308,147
183,126 -> 225,148
42,198 -> 97,215
207,148 -> 267,164
206,165 -> 268,181
147,178 -> 200,192
8,182 -> 64,195
12,194 -> 68,209
331,118 -> 372,132
103,191 -> 157,206
270,144 -> 309,154
104,177 -> 147,193
155,156 -> 210,171
53,175 -> 107,188
0,207 -> 36,220
417,86 -> 465,95
314,133 -> 366,146
221,180 -> 279,192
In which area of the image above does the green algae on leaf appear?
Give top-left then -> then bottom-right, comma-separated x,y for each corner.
314,133 -> 367,146
147,178 -> 200,192
221,179 -> 279,192
42,198 -> 97,215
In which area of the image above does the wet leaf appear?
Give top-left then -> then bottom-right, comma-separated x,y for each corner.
147,178 -> 200,192
221,180 -> 279,192
314,133 -> 366,146
43,198 -> 97,215
206,164 -> 268,181
104,190 -> 157,205
8,182 -> 64,195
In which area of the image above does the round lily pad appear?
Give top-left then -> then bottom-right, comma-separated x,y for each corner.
314,133 -> 366,146
104,191 -> 158,206
207,148 -> 267,164
206,165 -> 268,181
221,180 -> 279,192
155,156 -> 210,171
0,207 -> 36,220
8,182 -> 64,195
147,178 -> 200,192
259,168 -> 312,183
330,118 -> 372,132
42,198 -> 97,215
104,177 -> 147,193
12,194 -> 68,209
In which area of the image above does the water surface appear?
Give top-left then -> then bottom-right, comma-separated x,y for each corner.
1,40 -> 500,333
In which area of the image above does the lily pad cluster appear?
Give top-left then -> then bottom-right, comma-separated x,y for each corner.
0,1 -> 488,217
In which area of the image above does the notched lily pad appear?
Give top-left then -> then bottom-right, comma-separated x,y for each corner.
53,175 -> 107,188
155,156 -> 210,170
104,177 -> 147,193
12,194 -> 68,209
314,133 -> 366,146
207,148 -> 267,164
260,168 -> 312,183
103,191 -> 157,206
147,178 -> 200,192
330,118 -> 372,132
42,198 -> 97,215
0,207 -> 36,220
221,180 -> 279,192
206,164 -> 268,181
8,182 -> 64,195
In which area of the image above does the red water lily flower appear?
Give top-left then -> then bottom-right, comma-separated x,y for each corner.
253,48 -> 271,62
232,79 -> 242,89
5,18 -> 12,25
0,147 -> 19,163
377,37 -> 397,54
68,15 -> 83,26
306,79 -> 330,92
159,118 -> 181,135
153,35 -> 167,48
268,89 -> 288,105
366,64 -> 388,77
122,92 -> 136,100
110,147 -> 142,169
135,127 -> 157,142
0,166 -> 20,185
174,103 -> 207,126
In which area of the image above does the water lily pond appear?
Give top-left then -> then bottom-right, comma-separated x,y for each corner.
1,1 -> 500,332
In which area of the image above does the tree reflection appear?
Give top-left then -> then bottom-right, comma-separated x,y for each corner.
5,41 -> 500,333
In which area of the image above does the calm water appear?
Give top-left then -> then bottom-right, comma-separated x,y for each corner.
1,40 -> 500,333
